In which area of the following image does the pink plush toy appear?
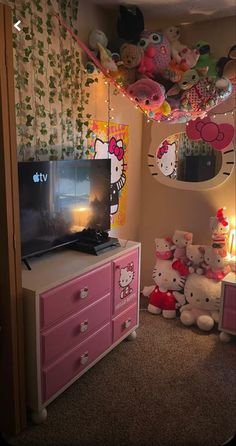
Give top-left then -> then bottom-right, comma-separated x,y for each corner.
172,229 -> 193,263
127,78 -> 166,110
143,259 -> 188,318
155,237 -> 173,260
204,246 -> 231,281
186,244 -> 205,274
138,30 -> 171,77
210,207 -> 230,249
178,46 -> 200,69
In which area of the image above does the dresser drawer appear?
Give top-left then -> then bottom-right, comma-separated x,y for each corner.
113,249 -> 139,315
40,263 -> 111,329
42,323 -> 111,402
41,294 -> 111,366
222,309 -> 236,332
112,304 -> 137,343
224,285 -> 236,311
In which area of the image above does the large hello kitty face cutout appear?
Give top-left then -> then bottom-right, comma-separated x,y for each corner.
153,260 -> 185,291
119,263 -> 134,288
184,274 -> 221,311
94,138 -> 125,184
156,140 -> 176,177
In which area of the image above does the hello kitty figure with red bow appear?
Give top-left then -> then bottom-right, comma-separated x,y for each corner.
172,230 -> 193,264
155,237 -> 173,260
204,246 -> 231,281
210,208 -> 230,249
143,259 -> 189,318
119,262 -> 134,299
186,244 -> 205,274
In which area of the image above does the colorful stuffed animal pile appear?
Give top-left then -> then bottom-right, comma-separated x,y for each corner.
143,208 -> 234,334
86,7 -> 234,123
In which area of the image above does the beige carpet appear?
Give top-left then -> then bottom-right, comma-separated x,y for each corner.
12,302 -> 236,446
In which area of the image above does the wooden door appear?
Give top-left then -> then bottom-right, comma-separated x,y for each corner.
0,3 -> 26,436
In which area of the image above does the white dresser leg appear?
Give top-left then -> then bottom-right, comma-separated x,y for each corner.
127,330 -> 137,341
31,408 -> 47,424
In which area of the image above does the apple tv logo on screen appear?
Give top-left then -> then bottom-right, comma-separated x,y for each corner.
32,172 -> 48,183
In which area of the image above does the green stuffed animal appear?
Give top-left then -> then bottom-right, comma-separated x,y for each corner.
194,41 -> 217,78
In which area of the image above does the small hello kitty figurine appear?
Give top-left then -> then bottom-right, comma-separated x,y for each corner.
94,137 -> 126,215
210,207 -> 230,249
186,244 -> 205,274
203,246 -> 231,281
143,259 -> 189,319
155,237 -> 173,260
119,262 -> 134,299
172,229 -> 193,264
180,273 -> 221,331
157,140 -> 176,178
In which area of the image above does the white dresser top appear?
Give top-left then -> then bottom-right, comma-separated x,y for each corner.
22,239 -> 140,293
223,272 -> 236,285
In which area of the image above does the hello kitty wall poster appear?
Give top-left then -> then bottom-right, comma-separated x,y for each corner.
156,136 -> 178,179
86,120 -> 129,228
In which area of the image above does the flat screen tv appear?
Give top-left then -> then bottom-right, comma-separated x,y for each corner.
18,159 -> 111,259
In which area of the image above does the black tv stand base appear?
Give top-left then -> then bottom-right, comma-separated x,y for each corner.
71,236 -> 120,255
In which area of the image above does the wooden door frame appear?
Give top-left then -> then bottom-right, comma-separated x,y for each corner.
0,3 -> 26,437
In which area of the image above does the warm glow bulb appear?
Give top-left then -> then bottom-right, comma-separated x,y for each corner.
229,228 -> 236,257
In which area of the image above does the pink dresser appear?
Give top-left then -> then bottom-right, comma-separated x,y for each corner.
22,240 -> 140,422
219,272 -> 236,343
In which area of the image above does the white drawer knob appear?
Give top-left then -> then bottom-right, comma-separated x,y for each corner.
124,318 -> 131,329
80,320 -> 88,332
80,287 -> 88,299
80,352 -> 89,365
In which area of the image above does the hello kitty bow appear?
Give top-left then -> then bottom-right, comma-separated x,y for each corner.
108,137 -> 124,160
157,140 -> 169,159
186,117 -> 234,151
126,262 -> 134,272
172,260 -> 189,277
216,208 -> 229,227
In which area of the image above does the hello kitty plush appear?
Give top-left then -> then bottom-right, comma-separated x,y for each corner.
164,26 -> 199,68
155,237 -> 173,260
186,244 -> 205,274
157,140 -> 176,178
180,273 -> 221,331
203,246 -> 231,281
143,259 -> 188,318
119,262 -> 134,299
94,137 -> 126,215
210,208 -> 230,249
172,230 -> 193,263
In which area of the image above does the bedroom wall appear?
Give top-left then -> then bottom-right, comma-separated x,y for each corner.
139,15 -> 236,287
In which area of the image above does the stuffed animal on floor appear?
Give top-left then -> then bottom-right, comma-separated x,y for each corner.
180,273 -> 221,331
194,41 -> 217,78
216,44 -> 236,84
186,245 -> 205,274
164,26 -> 199,69
138,31 -> 171,77
127,78 -> 168,112
210,207 -> 230,249
155,237 -> 174,260
143,259 -> 188,318
172,230 -> 193,263
203,246 -> 231,281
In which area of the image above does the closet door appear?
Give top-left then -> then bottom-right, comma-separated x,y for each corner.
0,3 -> 26,436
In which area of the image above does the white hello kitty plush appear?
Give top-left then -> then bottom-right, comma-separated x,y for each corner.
94,137 -> 126,215
172,229 -> 193,263
155,237 -> 174,260
203,246 -> 231,281
186,244 -> 205,274
180,274 -> 221,331
119,262 -> 134,299
157,140 -> 176,178
210,207 -> 230,249
143,259 -> 189,318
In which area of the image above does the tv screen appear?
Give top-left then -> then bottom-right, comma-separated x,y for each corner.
18,159 -> 111,259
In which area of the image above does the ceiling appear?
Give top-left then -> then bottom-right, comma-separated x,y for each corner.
92,0 -> 236,25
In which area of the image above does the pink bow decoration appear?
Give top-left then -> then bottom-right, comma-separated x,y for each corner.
172,260 -> 189,277
108,137 -> 124,160
186,117 -> 234,151
126,262 -> 134,272
157,140 -> 169,159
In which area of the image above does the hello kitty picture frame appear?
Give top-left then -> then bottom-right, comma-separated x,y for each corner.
148,113 -> 235,191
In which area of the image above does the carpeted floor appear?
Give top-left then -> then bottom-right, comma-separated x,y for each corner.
12,299 -> 236,446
